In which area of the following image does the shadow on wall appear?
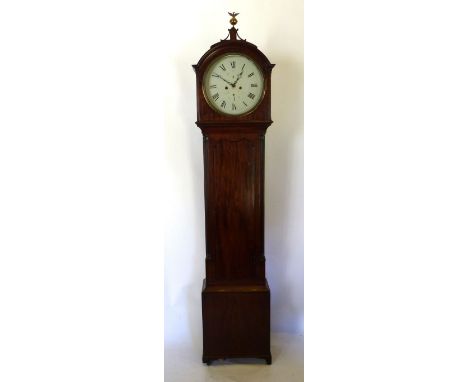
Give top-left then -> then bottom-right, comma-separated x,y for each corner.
265,53 -> 304,334
178,53 -> 206,351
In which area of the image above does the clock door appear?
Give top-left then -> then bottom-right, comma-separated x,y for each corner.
204,134 -> 265,284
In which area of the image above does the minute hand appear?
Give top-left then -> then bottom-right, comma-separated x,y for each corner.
212,73 -> 235,86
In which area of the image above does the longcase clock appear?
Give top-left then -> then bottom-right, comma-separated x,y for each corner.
192,13 -> 275,365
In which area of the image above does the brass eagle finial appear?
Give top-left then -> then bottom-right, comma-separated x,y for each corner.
228,12 -> 239,26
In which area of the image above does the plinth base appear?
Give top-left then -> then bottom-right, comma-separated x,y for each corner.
201,279 -> 271,365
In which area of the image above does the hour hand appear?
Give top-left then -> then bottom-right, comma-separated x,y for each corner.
234,69 -> 244,84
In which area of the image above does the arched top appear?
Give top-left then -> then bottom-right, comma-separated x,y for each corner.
193,12 -> 274,73
192,39 -> 275,76
192,17 -> 274,125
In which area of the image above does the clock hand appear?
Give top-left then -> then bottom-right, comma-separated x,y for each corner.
212,73 -> 235,86
233,69 -> 244,85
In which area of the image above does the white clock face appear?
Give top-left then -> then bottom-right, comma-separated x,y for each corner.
203,54 -> 265,116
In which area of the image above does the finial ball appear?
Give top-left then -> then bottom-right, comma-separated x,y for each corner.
228,12 -> 239,26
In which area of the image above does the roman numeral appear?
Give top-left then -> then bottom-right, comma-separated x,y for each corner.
221,100 -> 226,108
211,73 -> 219,77
242,63 -> 245,70
243,101 -> 248,107
248,93 -> 255,99
248,72 -> 254,77
212,93 -> 219,101
251,83 -> 258,87
230,61 -> 236,68
209,84 -> 217,89
219,64 -> 226,71
232,103 -> 236,111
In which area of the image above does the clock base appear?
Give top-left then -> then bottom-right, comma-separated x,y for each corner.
202,353 -> 272,365
201,279 -> 271,365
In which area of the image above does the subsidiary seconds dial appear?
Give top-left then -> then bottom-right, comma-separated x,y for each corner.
203,54 -> 265,116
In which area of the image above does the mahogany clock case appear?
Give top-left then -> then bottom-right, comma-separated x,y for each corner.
193,31 -> 274,365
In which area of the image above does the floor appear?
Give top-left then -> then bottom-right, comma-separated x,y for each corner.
165,332 -> 304,382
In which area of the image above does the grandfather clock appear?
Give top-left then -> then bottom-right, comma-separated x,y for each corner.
193,13 -> 274,365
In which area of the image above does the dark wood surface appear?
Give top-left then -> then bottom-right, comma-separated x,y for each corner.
193,28 -> 274,365
202,279 -> 271,365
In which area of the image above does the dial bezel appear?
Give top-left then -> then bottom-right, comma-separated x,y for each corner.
202,53 -> 266,117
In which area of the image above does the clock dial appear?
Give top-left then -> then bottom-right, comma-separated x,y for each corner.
203,54 -> 265,116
